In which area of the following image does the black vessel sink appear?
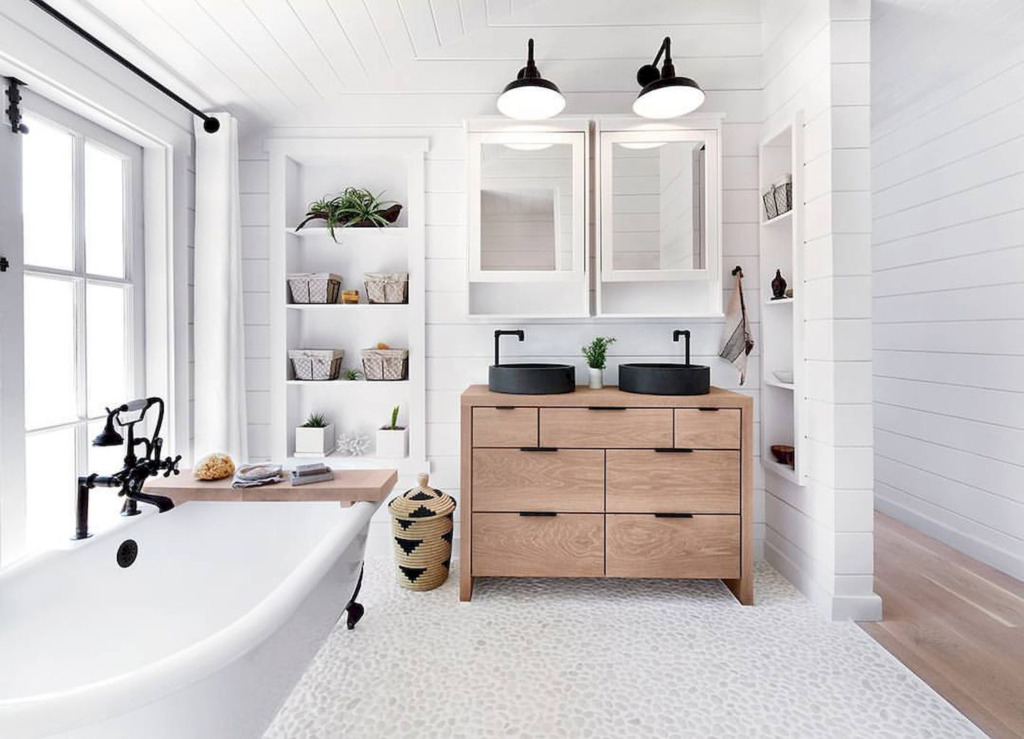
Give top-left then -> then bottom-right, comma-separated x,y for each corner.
619,363 -> 711,396
489,363 -> 576,395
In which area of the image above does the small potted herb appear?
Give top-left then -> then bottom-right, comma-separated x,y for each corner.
582,337 -> 616,390
376,405 -> 408,459
294,187 -> 402,242
294,412 -> 336,458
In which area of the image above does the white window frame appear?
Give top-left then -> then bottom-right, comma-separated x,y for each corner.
19,95 -> 145,548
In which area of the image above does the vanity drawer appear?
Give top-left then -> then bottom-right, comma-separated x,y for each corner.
606,449 -> 740,514
674,408 -> 741,449
472,513 -> 604,577
473,449 -> 604,512
473,407 -> 537,447
605,514 -> 740,579
539,408 -> 672,448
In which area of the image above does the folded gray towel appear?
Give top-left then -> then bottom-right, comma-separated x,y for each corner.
232,463 -> 284,489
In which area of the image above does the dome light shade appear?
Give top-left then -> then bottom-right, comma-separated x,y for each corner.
633,37 -> 704,120
497,39 -> 565,120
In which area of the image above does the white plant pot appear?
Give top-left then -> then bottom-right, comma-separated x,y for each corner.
376,427 -> 409,459
294,424 -> 335,457
588,367 -> 604,390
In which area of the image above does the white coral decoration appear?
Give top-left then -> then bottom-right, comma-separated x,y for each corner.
336,432 -> 371,457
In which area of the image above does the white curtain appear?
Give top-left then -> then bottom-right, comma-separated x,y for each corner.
193,113 -> 247,461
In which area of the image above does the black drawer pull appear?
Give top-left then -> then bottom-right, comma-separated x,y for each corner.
654,512 -> 694,519
698,407 -> 720,412
519,511 -> 557,517
494,406 -> 518,410
520,446 -> 558,452
587,406 -> 626,411
655,448 -> 694,453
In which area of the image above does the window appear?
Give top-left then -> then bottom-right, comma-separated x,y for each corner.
20,109 -> 144,553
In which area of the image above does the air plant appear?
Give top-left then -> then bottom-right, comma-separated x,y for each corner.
342,368 -> 364,381
302,412 -> 328,428
294,187 -> 402,242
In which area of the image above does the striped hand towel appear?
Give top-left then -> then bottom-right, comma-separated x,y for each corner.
719,271 -> 755,385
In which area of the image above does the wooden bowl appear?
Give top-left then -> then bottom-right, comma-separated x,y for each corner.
770,444 -> 795,468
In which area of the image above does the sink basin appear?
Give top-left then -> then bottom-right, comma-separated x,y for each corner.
489,363 -> 575,395
619,363 -> 711,396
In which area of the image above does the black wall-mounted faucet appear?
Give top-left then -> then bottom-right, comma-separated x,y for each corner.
494,329 -> 525,366
673,330 -> 692,366
74,397 -> 180,541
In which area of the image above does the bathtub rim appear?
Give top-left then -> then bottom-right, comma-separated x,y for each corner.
0,499 -> 380,736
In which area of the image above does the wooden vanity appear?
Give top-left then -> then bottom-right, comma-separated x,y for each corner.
459,385 -> 753,604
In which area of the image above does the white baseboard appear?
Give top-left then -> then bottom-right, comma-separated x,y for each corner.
765,540 -> 882,622
876,496 -> 1024,581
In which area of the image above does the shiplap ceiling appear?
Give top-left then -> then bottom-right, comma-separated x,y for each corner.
41,0 -> 761,128
873,0 -> 1024,124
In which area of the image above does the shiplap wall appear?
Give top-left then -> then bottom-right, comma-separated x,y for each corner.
761,0 -> 879,619
871,42 -> 1024,579
237,2 -> 769,554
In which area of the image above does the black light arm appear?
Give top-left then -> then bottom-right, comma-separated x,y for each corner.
24,0 -> 221,133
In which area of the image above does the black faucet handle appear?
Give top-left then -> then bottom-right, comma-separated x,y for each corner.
162,454 -> 182,477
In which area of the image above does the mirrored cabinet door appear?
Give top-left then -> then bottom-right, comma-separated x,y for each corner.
599,129 -> 720,284
467,125 -> 590,319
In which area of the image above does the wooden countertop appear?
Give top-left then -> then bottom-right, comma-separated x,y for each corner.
144,468 -> 398,506
461,384 -> 752,409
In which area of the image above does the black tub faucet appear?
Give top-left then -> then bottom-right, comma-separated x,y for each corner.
74,397 -> 180,541
494,329 -> 525,366
673,330 -> 692,366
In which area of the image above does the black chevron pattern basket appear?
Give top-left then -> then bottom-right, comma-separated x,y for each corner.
387,473 -> 456,591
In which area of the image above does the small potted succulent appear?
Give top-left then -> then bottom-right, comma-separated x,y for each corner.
582,337 -> 616,390
294,187 -> 402,242
294,412 -> 336,458
376,405 -> 408,459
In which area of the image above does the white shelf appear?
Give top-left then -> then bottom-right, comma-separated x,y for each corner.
766,461 -> 799,484
286,379 -> 410,388
761,210 -> 793,227
765,379 -> 795,391
288,226 -> 410,240
286,303 -> 408,312
764,297 -> 794,306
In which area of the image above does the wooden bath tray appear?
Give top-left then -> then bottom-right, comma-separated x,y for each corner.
145,468 -> 398,506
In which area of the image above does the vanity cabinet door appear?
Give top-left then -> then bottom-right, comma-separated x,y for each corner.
539,408 -> 672,448
472,449 -> 604,512
605,450 -> 740,514
606,514 -> 740,579
472,513 -> 604,577
473,407 -> 538,447
674,409 -> 741,449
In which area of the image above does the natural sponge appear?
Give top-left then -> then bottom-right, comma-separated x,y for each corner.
194,453 -> 235,481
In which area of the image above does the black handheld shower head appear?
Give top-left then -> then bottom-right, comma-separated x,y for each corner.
92,407 -> 125,447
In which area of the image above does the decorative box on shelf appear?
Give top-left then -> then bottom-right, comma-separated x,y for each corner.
361,348 -> 409,381
287,273 -> 342,304
289,349 -> 344,381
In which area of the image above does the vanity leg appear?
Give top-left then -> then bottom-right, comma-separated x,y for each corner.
460,574 -> 473,602
345,563 -> 365,630
724,576 -> 753,605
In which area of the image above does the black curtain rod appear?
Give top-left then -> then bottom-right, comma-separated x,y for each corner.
26,0 -> 221,133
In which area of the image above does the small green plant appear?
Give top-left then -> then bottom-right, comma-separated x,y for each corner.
294,187 -> 401,242
342,367 -> 364,381
302,412 -> 328,428
385,405 -> 401,430
582,337 -> 616,370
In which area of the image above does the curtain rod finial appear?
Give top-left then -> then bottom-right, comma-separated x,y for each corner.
203,117 -> 221,134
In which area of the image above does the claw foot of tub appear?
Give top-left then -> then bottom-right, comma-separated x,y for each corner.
345,602 -> 365,630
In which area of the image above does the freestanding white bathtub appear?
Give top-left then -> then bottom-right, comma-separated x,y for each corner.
0,500 -> 380,738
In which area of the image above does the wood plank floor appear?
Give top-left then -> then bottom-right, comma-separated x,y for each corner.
860,513 -> 1024,739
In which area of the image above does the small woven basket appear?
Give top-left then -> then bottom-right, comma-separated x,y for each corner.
364,272 -> 409,304
361,348 -> 409,381
287,273 -> 343,304
388,473 -> 456,591
289,349 -> 344,381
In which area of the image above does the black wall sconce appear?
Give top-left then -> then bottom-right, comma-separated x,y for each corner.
634,37 -> 705,119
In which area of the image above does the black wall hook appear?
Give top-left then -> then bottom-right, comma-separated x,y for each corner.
731,265 -> 744,277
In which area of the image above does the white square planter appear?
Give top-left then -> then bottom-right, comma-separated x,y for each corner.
376,427 -> 408,459
294,424 -> 335,457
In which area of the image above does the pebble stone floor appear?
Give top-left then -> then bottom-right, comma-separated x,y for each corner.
265,558 -> 981,738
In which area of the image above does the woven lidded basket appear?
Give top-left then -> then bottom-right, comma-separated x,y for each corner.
287,273 -> 342,304
361,347 -> 409,381
364,272 -> 409,304
289,349 -> 344,381
388,473 -> 456,591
